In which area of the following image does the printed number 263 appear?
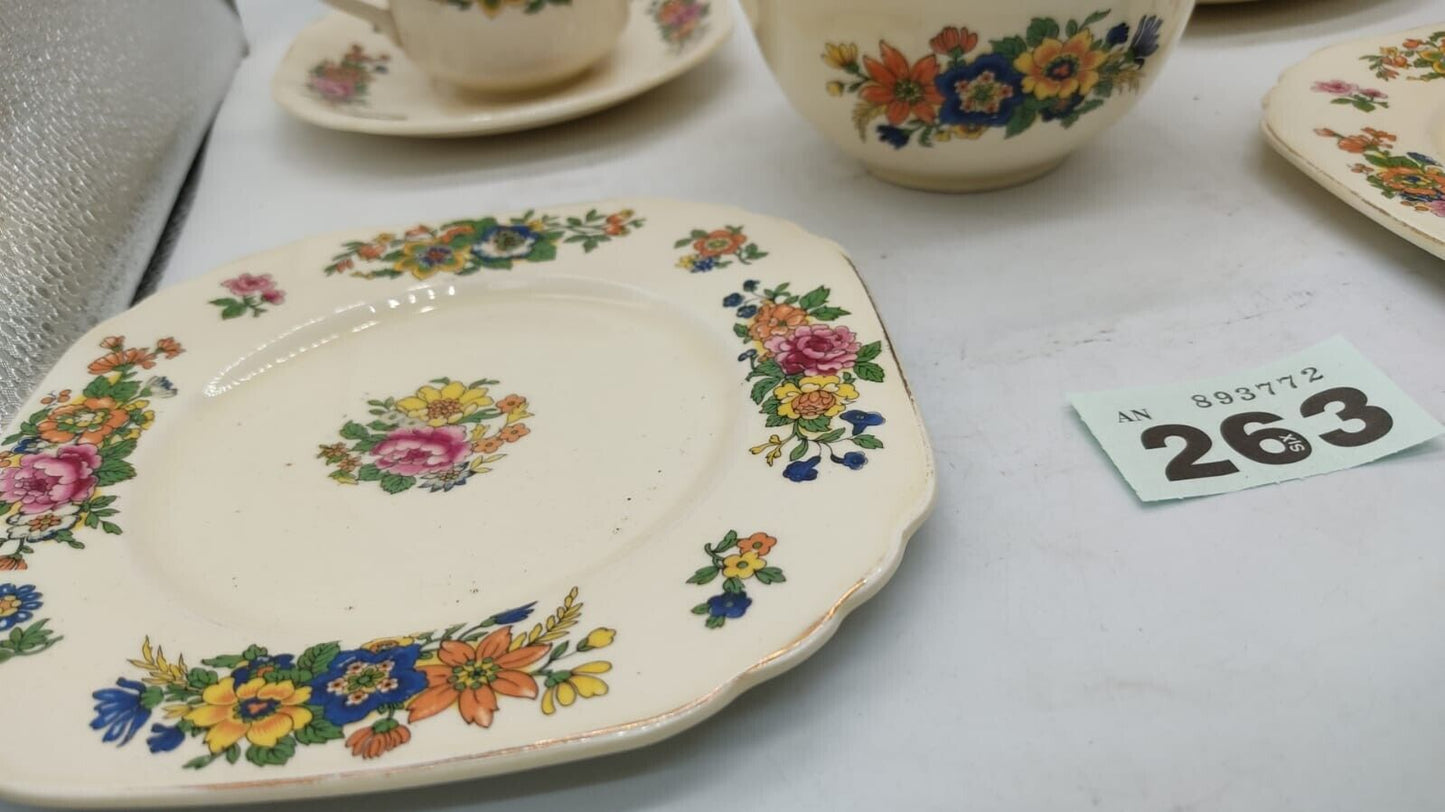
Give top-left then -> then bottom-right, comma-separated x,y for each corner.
1140,386 -> 1394,482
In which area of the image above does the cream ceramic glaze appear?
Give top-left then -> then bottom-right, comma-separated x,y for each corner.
0,198 -> 934,807
324,0 -> 629,92
742,0 -> 1194,191
1263,24 -> 1445,261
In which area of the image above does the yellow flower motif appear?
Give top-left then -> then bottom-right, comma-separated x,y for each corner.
396,381 -> 493,427
1014,30 -> 1107,100
826,80 -> 845,97
579,627 -> 615,651
540,661 -> 611,715
362,635 -> 417,653
722,551 -> 765,579
822,42 -> 858,70
394,240 -> 467,280
773,376 -> 858,420
183,677 -> 313,754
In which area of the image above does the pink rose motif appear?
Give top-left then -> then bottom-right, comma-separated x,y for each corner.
1423,200 -> 1445,218
261,288 -> 286,305
764,324 -> 861,376
1360,88 -> 1387,99
1311,79 -> 1357,95
0,445 -> 101,514
659,1 -> 703,26
223,273 -> 277,297
309,77 -> 354,102
369,426 -> 469,476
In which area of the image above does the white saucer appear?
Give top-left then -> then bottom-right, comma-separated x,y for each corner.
271,1 -> 732,138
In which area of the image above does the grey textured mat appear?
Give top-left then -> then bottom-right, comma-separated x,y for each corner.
0,0 -> 244,420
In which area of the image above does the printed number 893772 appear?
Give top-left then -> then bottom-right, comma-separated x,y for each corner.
1191,367 -> 1324,408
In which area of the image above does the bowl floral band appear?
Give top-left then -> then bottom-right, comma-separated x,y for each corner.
325,208 -> 644,280
687,531 -> 785,628
724,280 -> 886,482
650,0 -> 709,50
1315,127 -> 1445,219
306,44 -> 389,107
823,11 -> 1164,149
434,0 -> 570,15
90,588 -> 615,767
319,378 -> 533,494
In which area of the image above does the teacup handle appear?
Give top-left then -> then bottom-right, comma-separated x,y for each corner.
323,0 -> 401,45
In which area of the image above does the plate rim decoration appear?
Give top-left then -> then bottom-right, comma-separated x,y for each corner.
270,0 -> 733,138
1262,23 -> 1445,260
0,197 -> 935,807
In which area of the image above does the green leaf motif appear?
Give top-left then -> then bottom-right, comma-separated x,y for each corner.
991,35 -> 1027,59
1026,17 -> 1060,47
856,341 -> 883,363
380,474 -> 416,494
852,435 -> 885,450
293,715 -> 344,746
809,306 -> 850,321
853,361 -> 886,383
339,421 -> 371,441
798,285 -> 830,312
297,641 -> 341,675
93,457 -> 137,487
754,567 -> 787,585
687,566 -> 720,585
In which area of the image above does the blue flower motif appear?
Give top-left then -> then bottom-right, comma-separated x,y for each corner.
230,652 -> 295,684
707,591 -> 752,619
473,225 -> 540,260
10,438 -> 38,454
688,255 -> 721,273
935,54 -> 1026,128
309,645 -> 428,726
0,583 -> 42,630
876,125 -> 911,150
420,465 -> 472,492
742,280 -> 759,292
91,678 -> 152,746
1106,22 -> 1130,47
145,376 -> 178,398
722,292 -> 744,308
738,349 -> 758,362
490,601 -> 536,624
1040,93 -> 1085,122
146,723 -> 184,753
839,410 -> 885,436
783,456 -> 821,482
833,452 -> 868,470
736,304 -> 758,319
1408,152 -> 1440,166
1131,15 -> 1162,60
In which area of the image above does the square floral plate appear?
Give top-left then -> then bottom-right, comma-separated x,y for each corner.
272,0 -> 731,137
1263,23 -> 1445,260
0,198 -> 934,807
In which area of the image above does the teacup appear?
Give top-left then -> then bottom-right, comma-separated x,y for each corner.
742,0 -> 1194,191
324,0 -> 630,93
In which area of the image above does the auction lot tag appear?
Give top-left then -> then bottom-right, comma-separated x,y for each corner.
1069,337 -> 1443,501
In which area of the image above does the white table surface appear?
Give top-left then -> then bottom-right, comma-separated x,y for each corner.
27,0 -> 1445,809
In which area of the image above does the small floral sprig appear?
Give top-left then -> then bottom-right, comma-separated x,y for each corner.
90,588 -> 614,769
0,583 -> 59,663
319,378 -> 532,494
724,280 -> 886,482
687,531 -> 785,628
211,274 -> 285,320
675,226 -> 767,272
324,208 -> 644,280
1,336 -> 182,570
1316,126 -> 1445,218
824,12 -> 1163,149
436,0 -> 570,14
1311,79 -> 1389,112
307,44 -> 389,106
1360,31 -> 1445,81
650,0 -> 709,50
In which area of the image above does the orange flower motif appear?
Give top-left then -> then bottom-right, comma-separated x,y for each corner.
930,26 -> 978,56
1014,30 -> 1107,99
346,721 -> 411,759
39,389 -> 71,406
737,532 -> 777,556
407,629 -> 550,727
0,556 -> 27,571
88,348 -> 156,375
693,229 -> 748,257
499,423 -> 530,443
36,397 -> 130,445
1337,135 -> 1373,153
357,243 -> 384,260
100,336 -> 125,350
496,395 -> 527,413
860,42 -> 943,125
1362,127 -> 1397,143
474,436 -> 505,454
1376,164 -> 1445,197
155,337 -> 183,359
748,302 -> 808,343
